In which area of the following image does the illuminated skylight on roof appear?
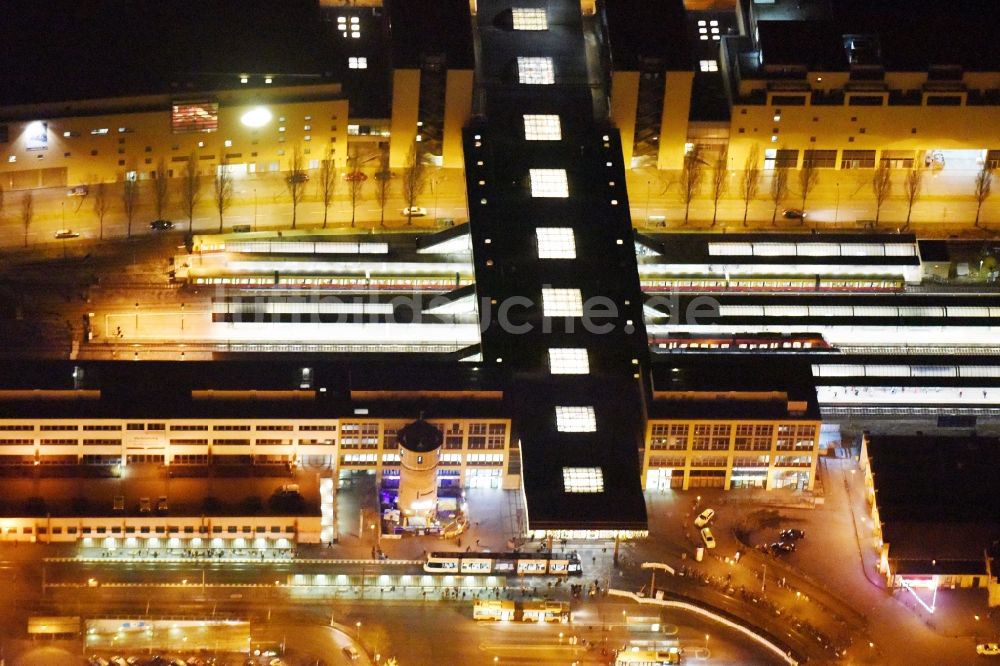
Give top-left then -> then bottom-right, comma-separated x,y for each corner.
536,227 -> 576,259
563,467 -> 604,493
556,406 -> 597,432
530,168 -> 569,197
517,57 -> 555,85
523,114 -> 562,141
512,7 -> 548,30
542,288 -> 583,317
549,348 -> 590,375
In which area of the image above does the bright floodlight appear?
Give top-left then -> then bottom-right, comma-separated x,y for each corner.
241,107 -> 273,128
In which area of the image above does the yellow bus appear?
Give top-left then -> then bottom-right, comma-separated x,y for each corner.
615,647 -> 682,665
473,599 -> 570,623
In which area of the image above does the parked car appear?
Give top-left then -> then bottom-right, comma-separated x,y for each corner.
157,496 -> 169,512
694,508 -> 715,528
139,497 -> 151,513
700,527 -> 716,549
68,185 -> 89,197
402,206 -> 427,217
54,229 -> 81,239
978,643 -> 1000,656
342,646 -> 360,661
782,208 -> 807,220
150,219 -> 174,230
109,657 -> 128,666
770,541 -> 795,554
780,529 -> 805,540
88,657 -> 110,666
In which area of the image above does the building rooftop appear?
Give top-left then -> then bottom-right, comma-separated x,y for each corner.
0,360 -> 505,420
385,0 -> 474,70
746,0 -> 1000,72
600,0 -> 692,72
867,436 -> 1000,565
649,355 -> 820,420
0,0 -> 390,116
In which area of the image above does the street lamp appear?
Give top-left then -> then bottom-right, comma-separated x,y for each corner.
705,634 -> 710,650
356,621 -> 362,639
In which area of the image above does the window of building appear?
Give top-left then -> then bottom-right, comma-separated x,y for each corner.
563,467 -> 604,493
549,348 -> 590,375
512,7 -> 548,30
337,15 -> 361,39
841,150 -> 876,169
529,168 -> 568,197
763,148 -> 799,170
523,114 -> 561,141
555,406 -> 597,432
348,57 -> 367,69
803,149 -> 837,168
536,227 -> 576,259
542,288 -> 583,317
517,57 -> 555,85
699,60 -> 718,72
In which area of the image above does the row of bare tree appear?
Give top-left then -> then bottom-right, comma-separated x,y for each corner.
0,141 -> 432,247
678,145 -> 996,229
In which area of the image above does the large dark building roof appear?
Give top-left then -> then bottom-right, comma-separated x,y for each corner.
600,0 -> 691,72
0,360 -> 505,420
0,0 -> 390,116
467,0 -> 650,532
750,0 -> 1000,72
650,355 -> 821,420
867,435 -> 1000,566
385,0 -> 474,70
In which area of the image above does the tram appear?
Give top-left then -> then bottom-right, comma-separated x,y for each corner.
424,551 -> 583,576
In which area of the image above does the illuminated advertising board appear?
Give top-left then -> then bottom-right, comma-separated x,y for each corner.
171,101 -> 219,134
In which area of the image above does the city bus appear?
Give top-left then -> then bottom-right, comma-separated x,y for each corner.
425,551 -> 583,576
615,647 -> 682,665
473,599 -> 570,623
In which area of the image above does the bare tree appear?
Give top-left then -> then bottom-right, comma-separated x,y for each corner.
709,146 -> 729,227
374,146 -> 392,228
973,161 -> 994,228
122,175 -> 140,239
740,145 -> 762,227
769,166 -> 790,225
20,191 -> 33,247
797,154 -> 820,225
679,145 -> 704,225
401,142 -> 427,226
903,166 -> 923,231
180,153 -> 201,240
317,149 -> 337,229
93,181 -> 111,240
153,158 -> 170,221
285,146 -> 307,230
345,153 -> 368,228
213,155 -> 234,232
871,162 -> 893,228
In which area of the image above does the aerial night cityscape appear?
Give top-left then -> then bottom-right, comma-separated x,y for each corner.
2,1 -> 1000,665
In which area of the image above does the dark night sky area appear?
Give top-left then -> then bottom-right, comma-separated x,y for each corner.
0,0 -> 344,105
